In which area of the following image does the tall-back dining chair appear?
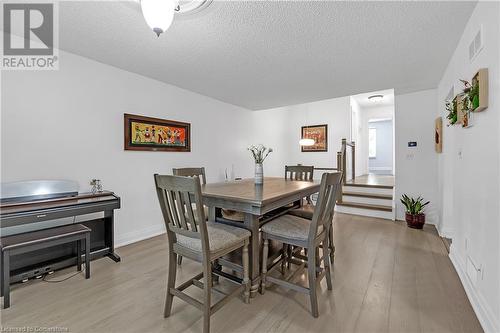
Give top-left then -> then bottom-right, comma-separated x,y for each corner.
285,165 -> 314,205
285,165 -> 314,181
154,174 -> 250,333
172,167 -> 208,265
173,167 -> 207,185
261,172 -> 342,317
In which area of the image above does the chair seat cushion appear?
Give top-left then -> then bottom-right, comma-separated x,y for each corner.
287,204 -> 315,220
261,215 -> 322,241
177,222 -> 250,253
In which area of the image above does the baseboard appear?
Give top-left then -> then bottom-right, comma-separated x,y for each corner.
435,224 -> 454,239
115,224 -> 166,248
449,245 -> 499,333
368,166 -> 392,171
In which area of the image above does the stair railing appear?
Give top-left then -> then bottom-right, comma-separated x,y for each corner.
313,138 -> 355,203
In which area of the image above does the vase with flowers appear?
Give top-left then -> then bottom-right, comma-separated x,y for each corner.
248,144 -> 273,184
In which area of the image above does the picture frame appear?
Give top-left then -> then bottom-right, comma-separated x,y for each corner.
124,113 -> 191,152
301,124 -> 328,152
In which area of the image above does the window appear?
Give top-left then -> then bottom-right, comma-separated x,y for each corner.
369,127 -> 376,158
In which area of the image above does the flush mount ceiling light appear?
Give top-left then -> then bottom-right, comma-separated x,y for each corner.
141,0 -> 212,37
368,94 -> 384,102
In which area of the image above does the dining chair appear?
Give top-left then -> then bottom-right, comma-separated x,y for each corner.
154,174 -> 251,333
260,172 -> 342,317
287,168 -> 339,267
172,167 -> 209,265
285,165 -> 314,205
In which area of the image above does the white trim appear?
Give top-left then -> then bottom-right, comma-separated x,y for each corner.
449,245 -> 500,333
368,117 -> 393,123
368,166 -> 393,171
115,224 -> 166,248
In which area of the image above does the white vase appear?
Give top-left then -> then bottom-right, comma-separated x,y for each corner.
255,163 -> 264,184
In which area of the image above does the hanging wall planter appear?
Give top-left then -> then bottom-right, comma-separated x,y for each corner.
470,68 -> 488,112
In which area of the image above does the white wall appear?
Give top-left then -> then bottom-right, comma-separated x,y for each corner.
394,89 -> 439,226
436,2 -> 500,332
358,105 -> 394,175
252,96 -> 351,179
1,50 -> 254,246
368,119 -> 393,174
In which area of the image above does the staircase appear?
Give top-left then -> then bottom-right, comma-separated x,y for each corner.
315,138 -> 395,220
336,182 -> 395,220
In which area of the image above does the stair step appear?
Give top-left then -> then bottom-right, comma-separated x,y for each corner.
342,191 -> 393,200
342,185 -> 393,195
337,201 -> 393,212
344,183 -> 394,190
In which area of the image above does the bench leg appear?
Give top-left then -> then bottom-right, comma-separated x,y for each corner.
77,239 -> 82,272
85,234 -> 90,279
3,252 -> 10,309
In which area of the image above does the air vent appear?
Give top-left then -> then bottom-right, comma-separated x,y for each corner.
469,25 -> 483,62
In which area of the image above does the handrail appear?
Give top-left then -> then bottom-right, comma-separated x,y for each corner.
340,138 -> 355,185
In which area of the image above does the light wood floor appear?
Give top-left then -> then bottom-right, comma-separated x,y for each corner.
1,214 -> 482,333
346,174 -> 395,187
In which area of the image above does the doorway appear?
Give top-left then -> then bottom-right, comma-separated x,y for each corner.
350,89 -> 395,177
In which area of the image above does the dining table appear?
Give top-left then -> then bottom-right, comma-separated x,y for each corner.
201,177 -> 320,297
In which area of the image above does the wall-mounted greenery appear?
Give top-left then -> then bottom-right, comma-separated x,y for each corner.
445,68 -> 488,128
445,98 -> 458,126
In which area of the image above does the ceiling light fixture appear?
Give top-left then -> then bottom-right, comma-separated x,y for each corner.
299,138 -> 315,146
368,94 -> 384,102
141,0 -> 213,37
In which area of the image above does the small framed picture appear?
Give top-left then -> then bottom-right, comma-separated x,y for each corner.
124,113 -> 191,152
301,124 -> 328,152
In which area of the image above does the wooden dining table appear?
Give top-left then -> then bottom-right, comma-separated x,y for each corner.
201,177 -> 320,296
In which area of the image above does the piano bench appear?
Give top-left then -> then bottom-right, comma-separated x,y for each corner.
0,224 -> 91,309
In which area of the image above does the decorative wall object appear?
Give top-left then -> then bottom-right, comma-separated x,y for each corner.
435,117 -> 442,153
301,124 -> 328,152
445,97 -> 458,126
124,113 -> 191,152
456,93 -> 468,126
470,68 -> 488,112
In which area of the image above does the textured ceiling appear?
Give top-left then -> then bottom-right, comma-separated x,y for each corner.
58,1 -> 476,110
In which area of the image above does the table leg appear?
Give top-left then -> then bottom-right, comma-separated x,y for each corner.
244,213 -> 260,297
208,206 -> 216,221
208,206 -> 221,283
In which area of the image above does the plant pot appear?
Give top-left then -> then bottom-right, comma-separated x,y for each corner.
405,213 -> 425,229
255,163 -> 263,184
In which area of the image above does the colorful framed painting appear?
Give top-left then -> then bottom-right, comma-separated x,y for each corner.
301,124 -> 328,152
124,113 -> 191,152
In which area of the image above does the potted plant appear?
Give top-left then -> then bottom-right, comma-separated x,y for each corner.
400,194 -> 430,229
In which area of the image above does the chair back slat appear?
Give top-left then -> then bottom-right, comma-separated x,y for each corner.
173,190 -> 189,231
155,174 -> 209,253
183,191 -> 198,232
285,165 -> 314,181
173,167 -> 207,185
308,172 -> 342,242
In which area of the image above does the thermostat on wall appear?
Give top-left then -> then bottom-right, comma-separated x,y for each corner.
408,142 -> 417,147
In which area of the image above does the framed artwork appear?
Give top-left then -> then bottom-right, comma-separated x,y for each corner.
435,117 -> 442,153
301,124 -> 328,152
124,113 -> 191,152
